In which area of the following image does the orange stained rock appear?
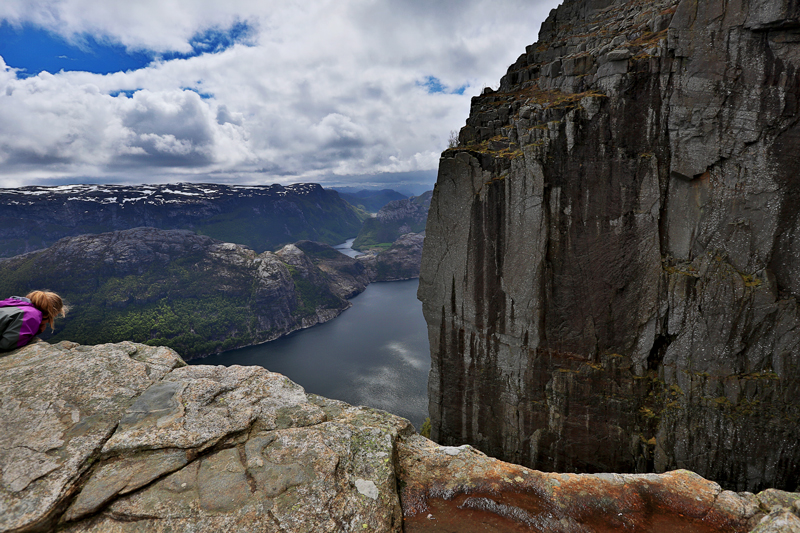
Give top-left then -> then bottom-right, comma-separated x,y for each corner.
398,436 -> 756,533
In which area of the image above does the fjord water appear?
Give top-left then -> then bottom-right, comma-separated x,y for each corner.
333,237 -> 360,258
191,277 -> 431,429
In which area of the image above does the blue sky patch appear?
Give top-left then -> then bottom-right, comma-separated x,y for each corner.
150,21 -> 256,63
419,75 -> 445,93
109,89 -> 142,98
182,87 -> 214,99
0,22 -> 151,76
0,20 -> 255,77
189,21 -> 254,56
418,75 -> 467,95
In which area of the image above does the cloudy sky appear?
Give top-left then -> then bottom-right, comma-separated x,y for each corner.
0,0 -> 560,192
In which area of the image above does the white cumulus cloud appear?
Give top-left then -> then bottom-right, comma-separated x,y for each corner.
0,0 -> 560,187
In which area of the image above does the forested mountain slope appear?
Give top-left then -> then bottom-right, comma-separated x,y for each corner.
0,228 -> 372,359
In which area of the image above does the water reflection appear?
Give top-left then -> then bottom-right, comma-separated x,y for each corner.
191,279 -> 430,429
333,237 -> 362,258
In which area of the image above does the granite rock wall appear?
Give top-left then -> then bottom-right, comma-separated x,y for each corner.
419,0 -> 800,492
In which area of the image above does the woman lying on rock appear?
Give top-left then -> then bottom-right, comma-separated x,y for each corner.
0,291 -> 67,351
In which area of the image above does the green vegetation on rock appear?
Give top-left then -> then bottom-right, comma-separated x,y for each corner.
352,191 -> 431,251
0,228 -> 369,359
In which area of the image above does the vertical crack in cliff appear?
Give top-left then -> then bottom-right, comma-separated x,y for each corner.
238,443 -> 258,494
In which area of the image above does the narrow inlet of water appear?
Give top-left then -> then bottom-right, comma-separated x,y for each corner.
191,240 -> 430,429
333,237 -> 361,258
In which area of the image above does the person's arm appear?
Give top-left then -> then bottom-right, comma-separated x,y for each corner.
0,308 -> 23,351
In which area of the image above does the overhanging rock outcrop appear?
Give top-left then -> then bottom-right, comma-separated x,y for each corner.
1,340 -> 799,532
419,0 -> 800,492
1,341 -> 408,532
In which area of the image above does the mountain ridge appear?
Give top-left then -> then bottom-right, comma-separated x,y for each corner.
0,225 -> 426,359
0,227 -> 371,359
0,182 -> 364,258
352,190 -> 432,251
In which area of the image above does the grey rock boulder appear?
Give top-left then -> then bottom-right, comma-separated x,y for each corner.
0,341 -> 412,532
0,340 -> 185,532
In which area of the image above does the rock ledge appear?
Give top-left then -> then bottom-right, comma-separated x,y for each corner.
1,341 -> 797,532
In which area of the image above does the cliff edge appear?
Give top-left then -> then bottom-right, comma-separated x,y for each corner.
419,0 -> 800,492
2,340 -> 798,532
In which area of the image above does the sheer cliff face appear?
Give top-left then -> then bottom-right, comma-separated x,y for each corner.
419,0 -> 800,492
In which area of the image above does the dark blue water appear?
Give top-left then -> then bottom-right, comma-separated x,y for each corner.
191,278 -> 431,429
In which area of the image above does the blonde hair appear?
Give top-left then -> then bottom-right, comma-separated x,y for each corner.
25,291 -> 67,331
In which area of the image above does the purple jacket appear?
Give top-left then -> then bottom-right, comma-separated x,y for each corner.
0,297 -> 43,351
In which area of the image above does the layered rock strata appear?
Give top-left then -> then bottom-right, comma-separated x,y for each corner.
2,340 -> 799,533
419,0 -> 800,492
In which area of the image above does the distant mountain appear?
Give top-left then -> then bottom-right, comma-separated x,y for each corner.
0,183 -> 364,258
0,227 -> 372,359
335,188 -> 407,213
357,233 -> 425,281
352,191 -> 432,251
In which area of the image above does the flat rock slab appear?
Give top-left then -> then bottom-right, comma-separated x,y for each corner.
0,341 -> 413,532
0,340 -> 184,532
70,414 -> 409,532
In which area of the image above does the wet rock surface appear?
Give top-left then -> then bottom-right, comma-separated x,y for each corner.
1,340 -> 797,532
419,0 -> 800,492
